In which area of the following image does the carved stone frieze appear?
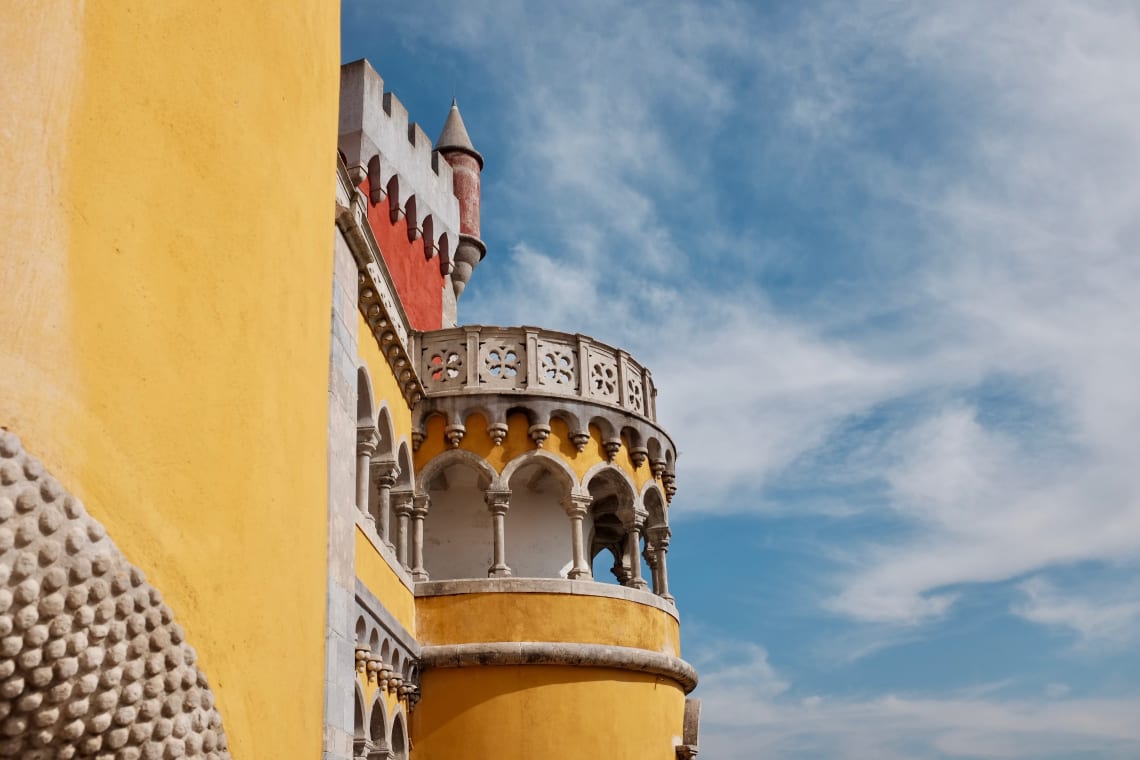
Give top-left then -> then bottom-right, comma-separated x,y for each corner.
0,431 -> 231,759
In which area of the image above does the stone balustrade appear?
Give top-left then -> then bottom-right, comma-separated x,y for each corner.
412,326 -> 658,422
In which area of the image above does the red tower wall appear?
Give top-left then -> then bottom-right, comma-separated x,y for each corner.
359,176 -> 445,332
447,152 -> 482,238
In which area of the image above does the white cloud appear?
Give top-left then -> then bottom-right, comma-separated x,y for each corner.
698,643 -> 1140,760
360,0 -> 1140,638
1015,575 -> 1140,649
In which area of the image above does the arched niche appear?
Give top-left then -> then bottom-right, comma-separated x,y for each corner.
390,710 -> 409,760
584,466 -> 637,586
419,450 -> 497,580
502,453 -> 576,578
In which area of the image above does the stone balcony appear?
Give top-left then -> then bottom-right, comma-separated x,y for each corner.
414,326 -> 658,419
410,326 -> 676,476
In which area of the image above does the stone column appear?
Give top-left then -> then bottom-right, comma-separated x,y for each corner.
370,460 -> 399,546
648,526 -> 673,602
411,494 -> 430,582
392,491 -> 415,570
643,539 -> 661,594
485,489 -> 512,577
356,428 -> 378,527
619,508 -> 649,590
563,494 -> 593,579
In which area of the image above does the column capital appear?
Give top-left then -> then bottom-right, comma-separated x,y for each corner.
370,458 -> 400,488
392,490 -> 415,514
357,426 -> 379,457
484,488 -> 511,514
412,493 -> 431,517
618,506 -> 649,530
647,524 -> 671,547
562,493 -> 593,517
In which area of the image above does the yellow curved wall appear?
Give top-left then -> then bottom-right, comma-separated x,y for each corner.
416,592 -> 680,655
414,414 -> 657,488
412,666 -> 685,760
1,3 -> 339,757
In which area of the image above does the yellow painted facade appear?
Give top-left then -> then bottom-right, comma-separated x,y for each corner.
2,2 -> 339,757
416,592 -> 680,655
412,667 -> 686,760
3,7 -> 696,759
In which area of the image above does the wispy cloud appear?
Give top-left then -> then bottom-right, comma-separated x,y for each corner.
1015,575 -> 1140,650
698,642 -> 1140,760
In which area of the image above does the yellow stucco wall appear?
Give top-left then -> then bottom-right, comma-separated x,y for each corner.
0,3 -> 339,758
355,526 -> 417,634
414,413 -> 657,489
412,666 -> 686,760
416,592 -> 680,656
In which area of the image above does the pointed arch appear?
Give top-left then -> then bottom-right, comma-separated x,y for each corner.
367,691 -> 389,749
357,366 -> 377,429
376,404 -> 397,459
390,708 -> 410,760
640,481 -> 668,530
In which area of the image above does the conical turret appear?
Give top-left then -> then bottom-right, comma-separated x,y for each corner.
436,100 -> 485,299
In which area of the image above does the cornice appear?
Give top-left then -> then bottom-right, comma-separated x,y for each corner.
419,641 -> 698,693
336,158 -> 425,407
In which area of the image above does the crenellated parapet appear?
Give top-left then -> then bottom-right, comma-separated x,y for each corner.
339,59 -> 460,264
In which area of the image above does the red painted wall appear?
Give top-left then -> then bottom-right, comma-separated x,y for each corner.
359,177 -> 445,331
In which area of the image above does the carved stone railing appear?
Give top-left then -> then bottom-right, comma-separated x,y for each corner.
412,326 -> 658,422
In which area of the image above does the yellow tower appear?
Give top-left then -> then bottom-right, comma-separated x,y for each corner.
336,61 -> 699,759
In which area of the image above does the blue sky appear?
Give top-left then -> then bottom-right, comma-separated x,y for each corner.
343,2 -> 1140,757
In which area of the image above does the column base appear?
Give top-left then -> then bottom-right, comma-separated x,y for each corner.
412,570 -> 430,582
567,568 -> 592,580
488,566 -> 512,578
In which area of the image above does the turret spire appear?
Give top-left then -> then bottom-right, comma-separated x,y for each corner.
436,99 -> 486,299
435,100 -> 483,169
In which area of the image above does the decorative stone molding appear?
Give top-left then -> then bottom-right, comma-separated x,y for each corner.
412,394 -> 677,497
419,642 -> 698,694
0,431 -> 231,759
335,161 -> 425,408
414,578 -> 679,618
414,326 -> 658,421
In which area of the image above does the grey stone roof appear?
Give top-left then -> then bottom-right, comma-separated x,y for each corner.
435,100 -> 483,168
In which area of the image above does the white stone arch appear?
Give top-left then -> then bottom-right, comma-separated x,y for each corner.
353,681 -> 367,751
583,463 -> 639,585
357,365 -> 377,430
417,448 -> 501,579
500,451 -> 580,578
375,403 -> 397,459
367,691 -> 389,751
415,447 -> 501,495
499,449 -> 580,493
640,481 -> 668,530
395,440 -> 414,491
390,707 -> 410,760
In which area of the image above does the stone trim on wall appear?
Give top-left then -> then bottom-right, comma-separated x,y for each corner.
0,430 -> 231,759
419,641 -> 698,693
354,581 -> 419,660
414,578 -> 680,620
335,160 -> 425,409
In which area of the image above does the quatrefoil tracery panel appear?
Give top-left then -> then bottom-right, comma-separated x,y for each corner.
425,349 -> 464,387
587,349 -> 619,402
536,344 -> 576,391
478,342 -> 526,387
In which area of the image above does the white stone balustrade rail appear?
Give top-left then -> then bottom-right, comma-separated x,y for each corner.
412,326 -> 658,422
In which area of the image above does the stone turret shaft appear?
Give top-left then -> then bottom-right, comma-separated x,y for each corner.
436,100 -> 485,298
